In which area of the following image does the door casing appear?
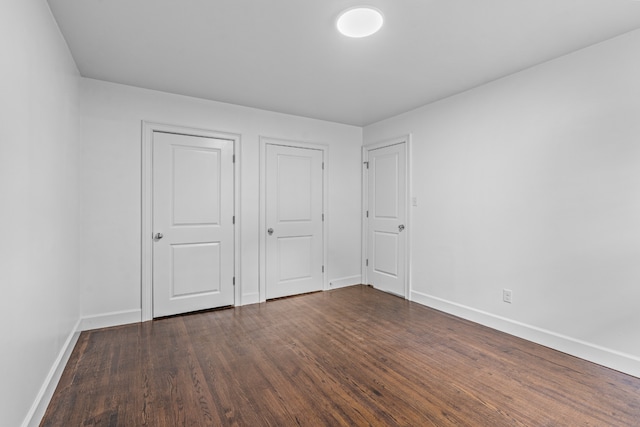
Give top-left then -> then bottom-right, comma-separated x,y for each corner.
142,122 -> 241,321
362,135 -> 412,299
259,136 -> 329,303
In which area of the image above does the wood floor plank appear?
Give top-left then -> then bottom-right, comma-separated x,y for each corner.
41,285 -> 640,426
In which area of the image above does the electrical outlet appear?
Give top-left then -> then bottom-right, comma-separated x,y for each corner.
503,289 -> 513,304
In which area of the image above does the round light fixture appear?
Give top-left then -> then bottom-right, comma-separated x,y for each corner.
336,7 -> 384,38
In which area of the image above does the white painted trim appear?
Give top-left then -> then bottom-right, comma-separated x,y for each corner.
361,145 -> 368,285
22,319 -> 81,427
259,136 -> 330,302
141,121 -> 242,319
411,290 -> 640,378
406,134 -> 413,299
80,309 -> 142,331
362,134 -> 412,299
329,275 -> 362,290
233,136 -> 243,306
241,292 -> 260,306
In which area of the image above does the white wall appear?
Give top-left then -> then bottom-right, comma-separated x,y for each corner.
79,79 -> 362,320
0,1 -> 81,426
364,30 -> 640,376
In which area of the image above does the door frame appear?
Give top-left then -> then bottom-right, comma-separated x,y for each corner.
259,136 -> 329,303
141,121 -> 241,321
361,134 -> 412,299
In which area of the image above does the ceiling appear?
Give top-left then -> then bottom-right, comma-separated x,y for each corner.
48,0 -> 640,126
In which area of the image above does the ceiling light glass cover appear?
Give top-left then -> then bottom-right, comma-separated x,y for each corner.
336,7 -> 384,38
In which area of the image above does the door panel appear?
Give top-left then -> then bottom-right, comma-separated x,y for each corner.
373,231 -> 398,276
266,144 -> 323,299
171,242 -> 221,297
172,147 -> 220,225
367,143 -> 406,296
278,236 -> 313,281
277,155 -> 313,221
373,153 -> 399,218
153,131 -> 234,317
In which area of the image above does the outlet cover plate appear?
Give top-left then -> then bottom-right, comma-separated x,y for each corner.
503,289 -> 513,303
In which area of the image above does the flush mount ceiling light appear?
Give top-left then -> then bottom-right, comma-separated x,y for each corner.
336,6 -> 384,38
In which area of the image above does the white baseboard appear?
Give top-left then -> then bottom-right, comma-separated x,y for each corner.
329,275 -> 362,290
411,290 -> 640,378
22,319 -> 81,427
24,308 -> 140,426
80,309 -> 142,331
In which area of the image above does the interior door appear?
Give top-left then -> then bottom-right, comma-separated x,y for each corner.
152,131 -> 234,317
265,144 -> 324,299
366,142 -> 406,297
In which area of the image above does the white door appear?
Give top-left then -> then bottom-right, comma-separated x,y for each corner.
265,144 -> 324,299
366,142 -> 407,297
152,131 -> 234,317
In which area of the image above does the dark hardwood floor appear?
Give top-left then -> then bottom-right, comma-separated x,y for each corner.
41,285 -> 640,426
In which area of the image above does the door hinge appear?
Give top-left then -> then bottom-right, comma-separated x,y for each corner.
366,210 -> 369,218
232,215 -> 235,224
233,277 -> 236,286
322,162 -> 325,170
322,265 -> 324,273
322,213 -> 324,221
366,259 -> 369,266
233,154 -> 236,163
364,161 -> 369,169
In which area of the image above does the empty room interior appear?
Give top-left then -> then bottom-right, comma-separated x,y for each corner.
4,0 -> 640,425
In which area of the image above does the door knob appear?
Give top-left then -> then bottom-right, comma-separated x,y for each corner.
267,228 -> 274,236
154,232 -> 164,240
398,224 -> 405,232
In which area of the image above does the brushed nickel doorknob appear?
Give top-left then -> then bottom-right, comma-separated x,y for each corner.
154,232 -> 164,240
267,228 -> 274,236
